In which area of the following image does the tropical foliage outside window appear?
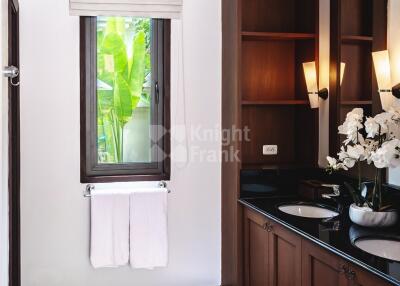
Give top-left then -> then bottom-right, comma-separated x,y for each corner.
96,17 -> 152,164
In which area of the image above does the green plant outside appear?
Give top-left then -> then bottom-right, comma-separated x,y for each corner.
96,17 -> 151,163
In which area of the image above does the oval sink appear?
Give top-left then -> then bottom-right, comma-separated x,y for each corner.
354,238 -> 400,261
278,204 -> 339,219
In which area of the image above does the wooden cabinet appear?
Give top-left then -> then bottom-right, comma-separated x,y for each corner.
302,239 -> 349,286
244,208 -> 302,286
244,207 -> 392,286
244,208 -> 270,286
346,264 -> 391,286
302,239 -> 391,286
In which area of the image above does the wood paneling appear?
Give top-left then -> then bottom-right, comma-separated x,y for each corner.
242,106 -> 295,164
242,0 -> 315,33
340,43 -> 372,101
268,223 -> 302,286
242,40 -> 295,101
222,0 -> 242,285
341,0 -> 372,36
242,0 -> 295,33
295,106 -> 319,166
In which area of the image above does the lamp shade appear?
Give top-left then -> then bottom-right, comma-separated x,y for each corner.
340,62 -> 346,85
373,50 -> 392,90
372,50 -> 395,111
303,61 -> 319,108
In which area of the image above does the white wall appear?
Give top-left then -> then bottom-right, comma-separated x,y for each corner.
19,0 -> 221,285
0,0 -> 9,285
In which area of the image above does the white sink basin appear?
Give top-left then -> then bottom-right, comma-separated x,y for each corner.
278,204 -> 339,219
354,238 -> 400,261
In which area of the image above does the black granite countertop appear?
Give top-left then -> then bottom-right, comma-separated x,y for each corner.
239,196 -> 400,286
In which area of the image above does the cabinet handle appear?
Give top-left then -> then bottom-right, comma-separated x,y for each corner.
346,270 -> 356,281
263,222 -> 269,230
267,224 -> 273,232
339,264 -> 348,274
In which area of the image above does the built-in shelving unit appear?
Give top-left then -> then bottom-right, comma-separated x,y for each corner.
329,0 -> 387,180
240,0 -> 318,166
338,0 -> 374,126
222,0 -> 320,284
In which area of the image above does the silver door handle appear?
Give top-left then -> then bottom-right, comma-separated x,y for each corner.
3,66 -> 20,86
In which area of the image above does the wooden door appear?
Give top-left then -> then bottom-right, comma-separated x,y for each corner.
302,239 -> 349,286
268,222 -> 302,286
243,208 -> 269,286
7,1 -> 20,286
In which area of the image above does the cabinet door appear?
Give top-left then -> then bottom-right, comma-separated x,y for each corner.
268,222 -> 302,286
244,208 -> 269,286
347,264 -> 391,286
302,239 -> 349,286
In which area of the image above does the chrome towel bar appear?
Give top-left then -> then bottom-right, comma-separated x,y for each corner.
83,181 -> 170,198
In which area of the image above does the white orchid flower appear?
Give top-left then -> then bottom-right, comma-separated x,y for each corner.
326,156 -> 348,171
373,112 -> 393,135
365,117 -> 380,138
347,144 -> 366,161
371,139 -> 400,168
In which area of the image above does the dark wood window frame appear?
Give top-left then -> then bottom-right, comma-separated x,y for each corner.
80,17 -> 171,183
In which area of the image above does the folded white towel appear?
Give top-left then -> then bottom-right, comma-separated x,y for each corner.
90,193 -> 130,268
130,189 -> 168,269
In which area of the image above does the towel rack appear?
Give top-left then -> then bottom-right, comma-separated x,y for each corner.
83,181 -> 170,198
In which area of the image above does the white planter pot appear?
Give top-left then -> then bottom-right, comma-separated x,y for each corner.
349,204 -> 398,228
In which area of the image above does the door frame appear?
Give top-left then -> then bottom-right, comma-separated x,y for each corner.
7,0 -> 20,285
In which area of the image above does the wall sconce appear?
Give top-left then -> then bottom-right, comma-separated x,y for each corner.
340,62 -> 346,85
372,50 -> 400,110
303,61 -> 328,109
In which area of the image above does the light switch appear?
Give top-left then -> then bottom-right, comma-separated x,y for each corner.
263,145 -> 278,155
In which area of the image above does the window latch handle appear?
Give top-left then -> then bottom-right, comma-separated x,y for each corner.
155,81 -> 160,104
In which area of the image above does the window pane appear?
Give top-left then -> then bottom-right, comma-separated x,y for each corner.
96,17 -> 152,164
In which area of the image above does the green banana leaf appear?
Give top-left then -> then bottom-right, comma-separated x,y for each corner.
96,17 -> 151,163
129,30 -> 146,109
113,73 -> 133,126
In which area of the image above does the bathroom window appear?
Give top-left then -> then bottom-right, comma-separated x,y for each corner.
80,16 -> 170,183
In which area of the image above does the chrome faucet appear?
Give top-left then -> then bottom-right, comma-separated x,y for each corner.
321,184 -> 340,199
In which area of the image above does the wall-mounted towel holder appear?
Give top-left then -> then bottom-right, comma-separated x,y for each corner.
83,181 -> 170,198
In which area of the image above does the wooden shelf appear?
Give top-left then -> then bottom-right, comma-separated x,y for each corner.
340,100 -> 372,106
242,32 -> 316,41
242,100 -> 309,106
241,163 -> 315,170
341,35 -> 373,43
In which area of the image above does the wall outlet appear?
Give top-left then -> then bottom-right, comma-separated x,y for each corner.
263,145 -> 278,155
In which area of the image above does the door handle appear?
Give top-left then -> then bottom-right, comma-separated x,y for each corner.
3,65 -> 20,86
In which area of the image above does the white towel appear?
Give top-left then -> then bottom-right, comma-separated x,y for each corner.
130,189 -> 168,269
90,193 -> 130,268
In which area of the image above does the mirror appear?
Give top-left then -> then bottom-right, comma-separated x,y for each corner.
328,0 -> 388,180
